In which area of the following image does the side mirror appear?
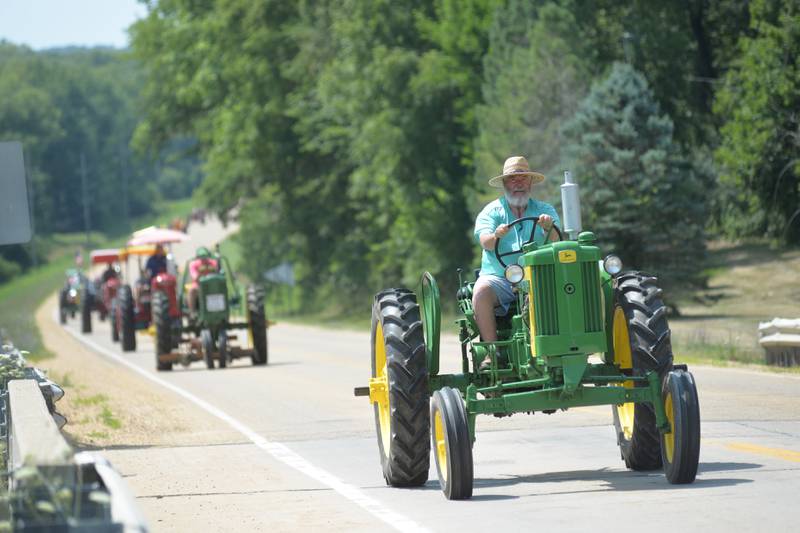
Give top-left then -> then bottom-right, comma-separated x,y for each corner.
0,142 -> 32,246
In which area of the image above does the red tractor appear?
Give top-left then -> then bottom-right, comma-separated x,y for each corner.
115,230 -> 188,352
84,249 -> 123,335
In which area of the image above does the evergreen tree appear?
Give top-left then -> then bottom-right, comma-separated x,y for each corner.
562,62 -> 707,289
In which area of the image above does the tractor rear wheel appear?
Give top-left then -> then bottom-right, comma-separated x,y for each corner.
371,288 -> 430,487
431,387 -> 473,500
80,288 -> 92,334
59,290 -> 67,324
611,271 -> 673,471
218,330 -> 228,369
661,369 -> 700,483
110,300 -> 119,342
247,286 -> 268,365
118,285 -> 136,352
202,329 -> 216,369
153,291 -> 173,371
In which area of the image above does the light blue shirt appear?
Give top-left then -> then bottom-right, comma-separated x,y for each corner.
474,197 -> 561,277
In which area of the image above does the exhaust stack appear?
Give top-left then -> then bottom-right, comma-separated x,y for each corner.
561,171 -> 582,240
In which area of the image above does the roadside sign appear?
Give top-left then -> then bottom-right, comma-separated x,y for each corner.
263,262 -> 295,286
0,141 -> 32,246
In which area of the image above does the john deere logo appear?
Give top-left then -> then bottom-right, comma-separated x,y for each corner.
564,283 -> 575,294
558,250 -> 577,263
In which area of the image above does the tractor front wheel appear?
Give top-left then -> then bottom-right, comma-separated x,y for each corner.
153,291 -> 173,371
661,369 -> 700,483
371,288 -> 430,487
611,271 -> 673,470
247,286 -> 268,365
118,285 -> 136,352
431,387 -> 473,500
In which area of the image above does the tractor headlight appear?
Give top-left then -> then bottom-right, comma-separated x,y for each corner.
504,264 -> 525,284
68,289 -> 77,298
603,255 -> 623,276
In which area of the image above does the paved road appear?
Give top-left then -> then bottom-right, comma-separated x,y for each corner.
50,219 -> 800,532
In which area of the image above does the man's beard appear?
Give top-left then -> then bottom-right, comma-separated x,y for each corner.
504,187 -> 531,208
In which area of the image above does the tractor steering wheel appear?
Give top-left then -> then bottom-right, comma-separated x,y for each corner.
494,216 -> 563,268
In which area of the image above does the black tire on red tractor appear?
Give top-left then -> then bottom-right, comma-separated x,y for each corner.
153,291 -> 173,371
611,271 -> 674,471
247,286 -> 268,366
431,386 -> 473,500
110,300 -> 119,343
118,284 -> 137,352
371,288 -> 430,487
661,369 -> 701,484
80,287 -> 92,334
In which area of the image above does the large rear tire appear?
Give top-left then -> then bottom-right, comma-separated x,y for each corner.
247,286 -> 268,366
661,369 -> 701,484
611,272 -> 673,470
80,287 -> 92,334
59,289 -> 67,324
371,288 -> 430,487
153,291 -> 173,371
118,285 -> 136,352
202,328 -> 215,370
218,330 -> 228,369
431,387 -> 473,500
110,300 -> 119,342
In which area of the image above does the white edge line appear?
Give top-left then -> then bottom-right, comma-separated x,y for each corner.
54,312 -> 431,533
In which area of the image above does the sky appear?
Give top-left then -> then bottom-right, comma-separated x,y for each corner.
0,0 -> 148,50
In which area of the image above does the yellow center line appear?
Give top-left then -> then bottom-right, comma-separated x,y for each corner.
725,442 -> 800,463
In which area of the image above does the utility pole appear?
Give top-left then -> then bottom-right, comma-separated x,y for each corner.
80,152 -> 91,248
23,149 -> 38,268
119,143 -> 130,231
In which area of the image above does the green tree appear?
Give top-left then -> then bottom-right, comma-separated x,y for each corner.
562,62 -> 707,289
475,2 -> 588,204
714,0 -> 800,244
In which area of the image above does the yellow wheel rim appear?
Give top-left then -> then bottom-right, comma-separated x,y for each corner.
373,321 -> 391,452
433,408 -> 448,483
612,306 -> 635,440
663,391 -> 675,462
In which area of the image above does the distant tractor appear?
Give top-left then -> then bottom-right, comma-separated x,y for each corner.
153,246 -> 268,371
59,269 -> 91,332
82,249 -> 123,337
113,244 -> 181,352
356,172 -> 700,500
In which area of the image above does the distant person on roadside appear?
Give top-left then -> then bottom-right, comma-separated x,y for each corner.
187,247 -> 219,314
145,244 -> 168,282
472,156 -> 561,370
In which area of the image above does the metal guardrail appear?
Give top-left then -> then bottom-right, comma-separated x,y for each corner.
2,344 -> 148,532
758,318 -> 800,367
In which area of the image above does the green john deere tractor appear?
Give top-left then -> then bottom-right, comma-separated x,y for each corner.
356,172 -> 700,500
152,247 -> 268,371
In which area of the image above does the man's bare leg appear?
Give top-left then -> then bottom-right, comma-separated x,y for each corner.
472,278 -> 499,367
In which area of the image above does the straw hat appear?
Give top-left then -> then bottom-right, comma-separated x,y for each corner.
488,156 -> 545,188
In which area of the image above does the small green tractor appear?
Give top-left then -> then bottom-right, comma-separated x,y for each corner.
152,248 -> 268,371
357,173 -> 700,500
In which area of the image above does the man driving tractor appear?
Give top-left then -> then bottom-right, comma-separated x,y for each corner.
187,246 -> 219,315
144,244 -> 168,281
472,156 -> 561,369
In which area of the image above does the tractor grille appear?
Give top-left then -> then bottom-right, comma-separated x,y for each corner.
532,264 -> 559,336
581,261 -> 603,332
